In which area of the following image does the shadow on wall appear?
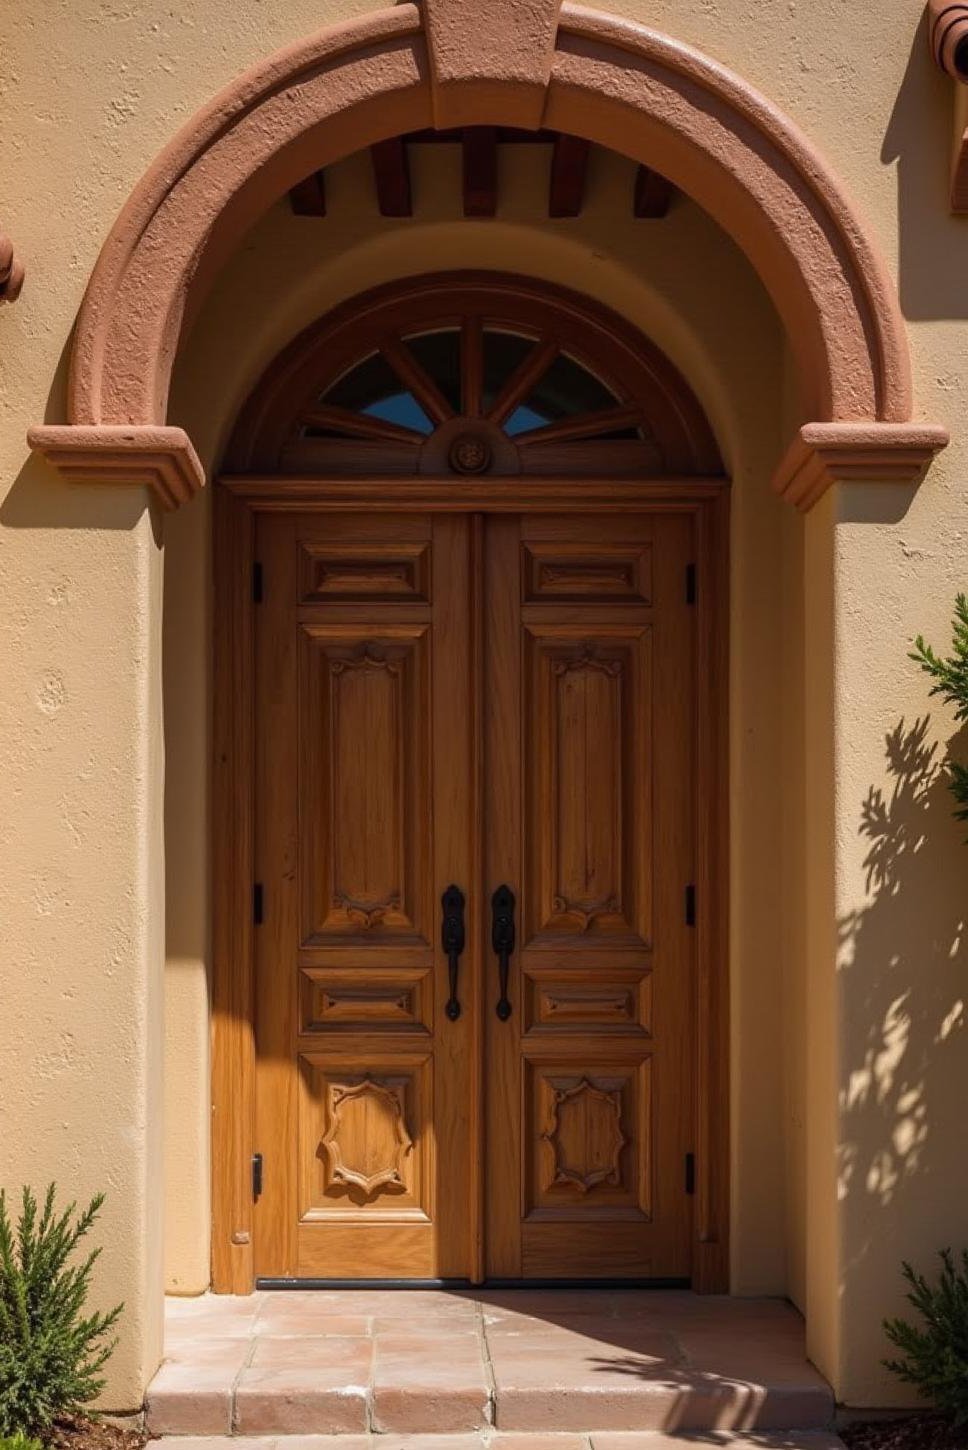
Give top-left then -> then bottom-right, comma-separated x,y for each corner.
883,9 -> 968,320
839,717 -> 968,1352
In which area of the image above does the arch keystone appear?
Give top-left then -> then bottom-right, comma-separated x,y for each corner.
423,0 -> 563,127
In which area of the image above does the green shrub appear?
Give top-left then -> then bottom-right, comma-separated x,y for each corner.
884,1249 -> 968,1426
0,1434 -> 45,1450
911,594 -> 968,827
0,1186 -> 122,1437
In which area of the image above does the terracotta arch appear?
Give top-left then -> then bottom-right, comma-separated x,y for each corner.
29,0 -> 947,508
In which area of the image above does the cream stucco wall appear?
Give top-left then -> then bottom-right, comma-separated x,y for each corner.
2,0 -> 968,1413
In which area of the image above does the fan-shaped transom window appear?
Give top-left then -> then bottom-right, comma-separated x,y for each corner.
226,275 -> 722,478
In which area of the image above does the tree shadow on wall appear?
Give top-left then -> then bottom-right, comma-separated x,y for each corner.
839,717 -> 968,1354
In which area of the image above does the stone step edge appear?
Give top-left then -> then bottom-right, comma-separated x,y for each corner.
148,1433 -> 846,1449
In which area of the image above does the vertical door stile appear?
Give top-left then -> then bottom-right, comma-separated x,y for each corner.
470,512 -> 486,1284
484,515 -> 525,1279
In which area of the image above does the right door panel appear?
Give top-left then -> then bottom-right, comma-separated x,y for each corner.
484,512 -> 696,1279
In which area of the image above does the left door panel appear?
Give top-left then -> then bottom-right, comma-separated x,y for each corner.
253,512 -> 477,1280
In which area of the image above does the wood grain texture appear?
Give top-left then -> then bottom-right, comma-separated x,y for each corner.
485,512 -> 696,1279
548,134 -> 591,217
212,484 -> 256,1293
251,511 -> 476,1279
212,477 -> 729,1290
370,138 -> 413,217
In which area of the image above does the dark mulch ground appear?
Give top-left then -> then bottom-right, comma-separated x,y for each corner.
47,1418 -> 145,1450
841,1415 -> 968,1450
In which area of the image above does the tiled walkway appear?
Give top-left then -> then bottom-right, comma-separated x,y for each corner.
149,1290 -> 836,1441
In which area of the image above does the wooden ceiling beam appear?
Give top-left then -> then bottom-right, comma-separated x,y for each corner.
288,171 -> 326,217
634,165 -> 675,218
549,134 -> 590,217
370,138 -> 413,217
463,127 -> 498,217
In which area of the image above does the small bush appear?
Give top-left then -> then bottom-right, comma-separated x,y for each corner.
0,1434 -> 45,1450
911,594 -> 968,827
0,1186 -> 122,1438
884,1249 -> 968,1426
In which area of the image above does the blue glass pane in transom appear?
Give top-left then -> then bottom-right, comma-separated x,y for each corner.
364,393 -> 433,433
519,351 -> 618,428
482,330 -> 537,413
404,330 -> 462,415
505,404 -> 549,436
322,351 -> 433,435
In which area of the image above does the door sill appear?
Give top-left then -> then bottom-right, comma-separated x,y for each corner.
256,1276 -> 691,1290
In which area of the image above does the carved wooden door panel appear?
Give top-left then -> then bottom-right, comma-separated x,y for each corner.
253,512 -> 477,1279
483,512 -> 696,1279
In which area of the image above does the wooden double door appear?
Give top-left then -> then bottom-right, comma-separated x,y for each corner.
253,507 -> 697,1282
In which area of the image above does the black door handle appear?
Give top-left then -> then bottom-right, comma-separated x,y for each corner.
441,885 -> 466,1021
491,884 -> 516,1020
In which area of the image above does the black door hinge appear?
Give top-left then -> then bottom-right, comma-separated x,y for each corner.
253,883 -> 264,925
685,1152 -> 696,1195
252,561 -> 264,603
685,562 -> 696,605
685,883 -> 696,927
252,1152 -> 264,1200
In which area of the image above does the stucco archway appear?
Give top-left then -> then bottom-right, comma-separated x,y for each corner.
28,0 -> 947,509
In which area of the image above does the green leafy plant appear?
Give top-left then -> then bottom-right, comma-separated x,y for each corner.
911,593 -> 968,825
0,1434 -> 45,1450
0,1186 -> 122,1438
884,1249 -> 968,1425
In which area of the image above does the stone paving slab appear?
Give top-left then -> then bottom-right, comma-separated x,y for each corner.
148,1291 -> 836,1438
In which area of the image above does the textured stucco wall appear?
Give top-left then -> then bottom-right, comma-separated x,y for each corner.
2,0 -> 968,1411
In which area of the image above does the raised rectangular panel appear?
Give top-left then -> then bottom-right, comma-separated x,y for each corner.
298,1054 -> 432,1222
523,542 -> 652,603
300,542 -> 431,603
524,1057 -> 652,1221
300,627 -> 432,945
300,968 -> 430,1032
525,969 -> 652,1033
524,627 -> 653,947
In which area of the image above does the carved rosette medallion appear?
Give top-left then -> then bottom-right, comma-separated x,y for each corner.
551,894 -> 620,933
331,645 -> 400,675
321,1077 -> 413,1194
331,892 -> 401,929
542,1077 -> 626,1193
552,646 -> 622,677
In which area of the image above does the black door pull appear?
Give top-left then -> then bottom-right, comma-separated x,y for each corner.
491,884 -> 516,1020
441,885 -> 466,1021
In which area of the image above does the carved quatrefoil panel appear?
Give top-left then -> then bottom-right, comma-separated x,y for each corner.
542,1076 -> 627,1193
321,1076 -> 413,1194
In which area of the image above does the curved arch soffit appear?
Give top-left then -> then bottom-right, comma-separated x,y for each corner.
29,0 -> 947,510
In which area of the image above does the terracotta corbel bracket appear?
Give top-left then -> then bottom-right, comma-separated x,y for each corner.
928,0 -> 968,211
29,425 -> 205,509
772,422 -> 950,512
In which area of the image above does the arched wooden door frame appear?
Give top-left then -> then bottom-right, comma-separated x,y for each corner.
212,275 -> 730,1294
